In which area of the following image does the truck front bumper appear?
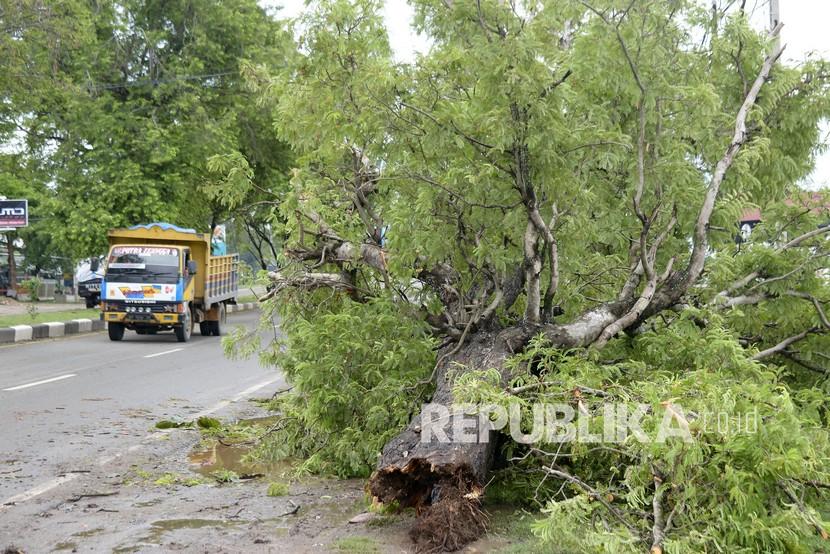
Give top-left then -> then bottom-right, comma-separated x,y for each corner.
101,311 -> 182,325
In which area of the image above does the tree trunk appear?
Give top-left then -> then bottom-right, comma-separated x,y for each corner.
5,232 -> 17,295
368,303 -> 631,550
368,328 -> 523,551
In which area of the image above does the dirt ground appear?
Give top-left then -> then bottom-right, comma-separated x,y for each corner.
0,397 -> 524,553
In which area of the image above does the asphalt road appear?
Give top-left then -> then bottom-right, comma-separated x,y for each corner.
0,310 -> 284,504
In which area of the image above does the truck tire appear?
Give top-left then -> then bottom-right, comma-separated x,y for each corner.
85,294 -> 99,309
175,308 -> 193,342
108,322 -> 125,341
212,304 -> 226,336
199,321 -> 211,336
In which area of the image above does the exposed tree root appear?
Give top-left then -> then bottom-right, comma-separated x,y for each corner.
408,477 -> 488,553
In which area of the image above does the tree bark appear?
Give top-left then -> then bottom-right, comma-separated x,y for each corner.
369,328 -> 518,551
5,231 -> 17,295
369,329 -> 514,502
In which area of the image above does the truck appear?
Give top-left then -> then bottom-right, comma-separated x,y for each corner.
100,222 -> 239,342
76,257 -> 105,308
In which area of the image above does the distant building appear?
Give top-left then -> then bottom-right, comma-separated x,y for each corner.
737,192 -> 829,243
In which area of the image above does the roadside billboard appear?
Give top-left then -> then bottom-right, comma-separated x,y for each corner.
0,199 -> 28,228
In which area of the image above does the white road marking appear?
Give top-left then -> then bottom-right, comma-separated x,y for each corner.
0,373 -> 284,510
188,375 -> 284,421
143,347 -> 184,359
2,373 -> 77,391
0,474 -> 80,507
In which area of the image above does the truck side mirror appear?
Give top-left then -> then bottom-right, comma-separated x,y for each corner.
90,258 -> 100,272
187,260 -> 198,275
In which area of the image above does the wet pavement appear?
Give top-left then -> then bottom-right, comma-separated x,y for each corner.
0,309 -> 518,553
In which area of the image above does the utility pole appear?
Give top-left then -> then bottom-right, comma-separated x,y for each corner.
770,0 -> 781,48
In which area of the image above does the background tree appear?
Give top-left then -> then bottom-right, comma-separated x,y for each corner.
0,0 -> 293,263
235,0 -> 830,551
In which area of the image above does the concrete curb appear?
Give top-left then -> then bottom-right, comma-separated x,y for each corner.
0,302 -> 259,344
226,302 -> 257,314
0,319 -> 104,344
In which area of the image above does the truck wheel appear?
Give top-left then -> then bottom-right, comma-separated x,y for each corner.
175,309 -> 192,342
85,295 -> 98,309
212,304 -> 226,336
108,322 -> 125,341
199,321 -> 211,336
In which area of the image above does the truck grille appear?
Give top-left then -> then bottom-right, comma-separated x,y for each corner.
106,301 -> 178,313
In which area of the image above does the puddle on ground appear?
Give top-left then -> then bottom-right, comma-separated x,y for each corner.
236,415 -> 280,427
151,518 -> 244,534
71,527 -> 105,538
132,498 -> 164,508
118,518 -> 248,550
114,517 -> 292,552
188,441 -> 296,480
112,547 -> 141,554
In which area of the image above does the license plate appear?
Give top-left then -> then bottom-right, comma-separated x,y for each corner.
128,313 -> 154,321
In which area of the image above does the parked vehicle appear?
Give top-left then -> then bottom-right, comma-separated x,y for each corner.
100,223 -> 239,342
76,257 -> 105,308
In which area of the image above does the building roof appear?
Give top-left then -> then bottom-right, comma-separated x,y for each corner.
740,192 -> 829,224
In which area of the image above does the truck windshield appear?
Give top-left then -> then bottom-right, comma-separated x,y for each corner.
106,246 -> 179,284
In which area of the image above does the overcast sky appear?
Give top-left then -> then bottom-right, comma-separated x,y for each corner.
260,0 -> 830,189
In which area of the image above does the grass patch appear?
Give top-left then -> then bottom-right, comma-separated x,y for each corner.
153,472 -> 205,488
130,466 -> 153,481
365,515 -> 397,528
486,509 -> 549,554
154,473 -> 180,487
155,420 -> 191,429
267,482 -> 289,497
196,416 -> 222,430
331,537 -> 380,553
0,308 -> 99,327
210,469 -> 240,483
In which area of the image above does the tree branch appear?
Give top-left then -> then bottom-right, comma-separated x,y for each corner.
751,327 -> 821,361
684,25 -> 784,286
544,466 -> 642,538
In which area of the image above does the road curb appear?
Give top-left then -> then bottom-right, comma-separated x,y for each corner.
0,302 -> 259,344
226,302 -> 257,314
0,318 -> 102,344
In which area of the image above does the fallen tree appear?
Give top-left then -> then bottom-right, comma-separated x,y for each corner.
226,0 -> 830,551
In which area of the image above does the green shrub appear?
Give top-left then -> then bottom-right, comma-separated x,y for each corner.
21,277 -> 42,302
251,296 -> 436,478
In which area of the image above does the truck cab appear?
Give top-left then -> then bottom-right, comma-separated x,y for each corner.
100,223 -> 238,342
